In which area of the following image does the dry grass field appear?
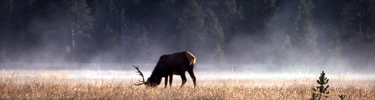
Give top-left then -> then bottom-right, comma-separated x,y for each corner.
1,70 -> 374,100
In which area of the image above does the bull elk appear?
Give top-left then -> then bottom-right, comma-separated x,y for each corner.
133,51 -> 196,88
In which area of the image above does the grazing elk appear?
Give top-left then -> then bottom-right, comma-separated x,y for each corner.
134,51 -> 196,88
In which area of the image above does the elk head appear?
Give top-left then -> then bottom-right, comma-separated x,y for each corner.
133,65 -> 159,87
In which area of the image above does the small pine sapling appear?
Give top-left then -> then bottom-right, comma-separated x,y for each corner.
310,71 -> 330,100
338,94 -> 346,100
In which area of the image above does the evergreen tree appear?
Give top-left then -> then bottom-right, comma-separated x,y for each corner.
67,0 -> 95,62
338,94 -> 346,100
341,0 -> 375,43
204,9 -> 226,66
70,0 -> 94,36
176,0 -> 205,51
0,0 -> 13,25
102,23 -> 116,47
281,35 -> 296,65
341,0 -> 375,66
236,0 -> 277,32
310,71 -> 330,100
2,0 -> 375,64
294,0 -> 319,64
328,29 -> 343,65
89,0 -> 126,59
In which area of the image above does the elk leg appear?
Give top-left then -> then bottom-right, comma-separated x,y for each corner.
180,73 -> 187,87
169,75 -> 173,87
188,69 -> 196,87
164,76 -> 168,88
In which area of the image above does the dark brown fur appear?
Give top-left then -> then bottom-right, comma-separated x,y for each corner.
141,51 -> 196,88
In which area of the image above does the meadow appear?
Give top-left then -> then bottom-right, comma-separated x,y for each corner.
1,70 -> 374,99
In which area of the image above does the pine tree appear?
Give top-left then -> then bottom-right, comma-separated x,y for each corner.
1,0 -> 13,24
68,0 -> 95,62
328,29 -> 343,66
70,0 -> 94,35
176,0 -> 205,51
236,0 -> 277,32
310,71 -> 330,100
341,0 -> 375,66
281,35 -> 297,65
204,9 -> 226,66
103,23 -> 116,46
338,94 -> 346,100
294,0 -> 319,64
341,0 -> 375,43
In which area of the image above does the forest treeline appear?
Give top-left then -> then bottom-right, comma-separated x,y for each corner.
0,0 -> 374,68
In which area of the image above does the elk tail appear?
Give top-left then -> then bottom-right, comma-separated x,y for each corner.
185,51 -> 196,67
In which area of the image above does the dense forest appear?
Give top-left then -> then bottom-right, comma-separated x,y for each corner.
0,0 -> 374,68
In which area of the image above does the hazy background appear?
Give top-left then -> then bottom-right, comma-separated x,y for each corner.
0,0 -> 374,73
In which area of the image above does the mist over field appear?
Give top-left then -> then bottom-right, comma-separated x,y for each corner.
0,0 -> 375,74
2,1 -> 375,99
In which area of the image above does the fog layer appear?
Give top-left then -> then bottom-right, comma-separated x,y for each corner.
0,0 -> 374,72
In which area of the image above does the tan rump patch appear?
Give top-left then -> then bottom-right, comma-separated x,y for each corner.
185,51 -> 196,66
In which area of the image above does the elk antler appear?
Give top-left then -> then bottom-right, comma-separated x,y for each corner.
133,65 -> 145,86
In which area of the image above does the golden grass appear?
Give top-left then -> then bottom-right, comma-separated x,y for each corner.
1,70 -> 374,99
1,78 -> 374,100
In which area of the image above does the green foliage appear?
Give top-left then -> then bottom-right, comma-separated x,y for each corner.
310,71 -> 330,100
